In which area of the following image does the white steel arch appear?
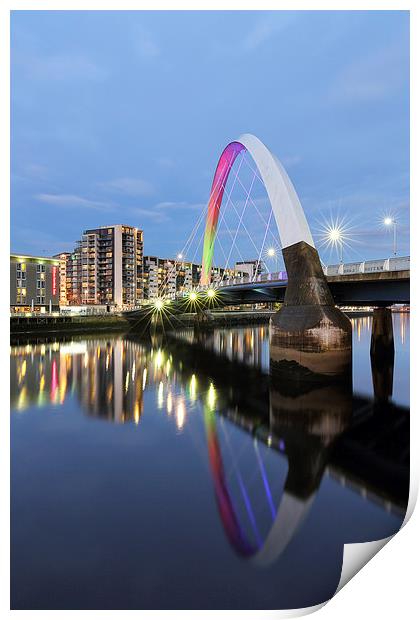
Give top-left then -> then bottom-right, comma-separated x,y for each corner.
200,134 -> 314,285
238,134 -> 315,249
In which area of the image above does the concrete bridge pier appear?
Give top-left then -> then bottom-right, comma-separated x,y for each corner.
270,241 -> 352,383
370,307 -> 395,402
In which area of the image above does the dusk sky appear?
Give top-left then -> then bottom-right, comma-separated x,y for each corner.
11,10 -> 410,265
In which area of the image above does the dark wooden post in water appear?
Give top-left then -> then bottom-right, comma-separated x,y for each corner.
370,307 -> 394,402
270,241 -> 352,383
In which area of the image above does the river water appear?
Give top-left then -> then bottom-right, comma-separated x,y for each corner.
10,314 -> 410,610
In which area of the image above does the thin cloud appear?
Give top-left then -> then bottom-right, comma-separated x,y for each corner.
241,12 -> 296,52
21,53 -> 108,82
155,201 -> 206,211
329,43 -> 408,104
157,157 -> 176,169
99,177 -> 154,196
129,207 -> 169,223
132,26 -> 160,58
11,226 -> 76,256
35,193 -> 115,211
280,155 -> 302,168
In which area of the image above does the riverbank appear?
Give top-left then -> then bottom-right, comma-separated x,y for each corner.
10,314 -> 130,336
10,308 -> 377,337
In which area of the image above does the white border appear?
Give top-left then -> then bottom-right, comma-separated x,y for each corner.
2,2 -> 417,619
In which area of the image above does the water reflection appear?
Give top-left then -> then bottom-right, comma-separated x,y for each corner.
10,316 -> 410,608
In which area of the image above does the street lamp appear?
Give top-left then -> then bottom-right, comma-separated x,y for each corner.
266,246 -> 279,274
384,217 -> 397,256
328,227 -> 344,264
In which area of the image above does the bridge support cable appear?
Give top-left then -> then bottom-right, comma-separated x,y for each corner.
219,418 -> 263,547
221,171 -> 258,280
253,208 -> 273,283
253,441 -> 277,520
234,172 -> 283,253
221,185 -> 264,261
156,200 -> 209,298
156,147 -> 241,299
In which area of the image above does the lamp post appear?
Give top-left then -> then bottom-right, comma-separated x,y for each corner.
384,217 -> 397,256
329,227 -> 344,264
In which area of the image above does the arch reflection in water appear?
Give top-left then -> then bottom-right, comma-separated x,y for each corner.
204,376 -> 352,566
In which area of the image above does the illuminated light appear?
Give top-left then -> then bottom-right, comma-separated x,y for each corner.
40,345 -> 46,356
39,374 -> 45,392
207,382 -> 217,410
177,253 -> 183,260
267,247 -> 276,257
190,374 -> 197,401
176,399 -> 186,430
84,352 -> 89,369
207,289 -> 216,298
154,299 -> 164,311
329,228 -> 341,242
134,403 -> 140,425
60,343 -> 87,355
165,359 -> 171,376
50,359 -> 58,402
167,392 -> 173,414
157,381 -> 164,408
384,217 -> 393,226
21,360 -> 27,378
17,386 -> 28,411
125,372 -> 129,392
189,291 -> 198,301
52,266 -> 57,296
155,350 -> 163,369
131,361 -> 136,382
142,367 -> 147,389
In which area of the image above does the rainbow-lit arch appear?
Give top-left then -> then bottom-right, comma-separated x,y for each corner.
200,134 -> 315,285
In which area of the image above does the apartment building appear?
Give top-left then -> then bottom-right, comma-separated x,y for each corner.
142,256 -> 244,299
76,225 -> 144,308
10,254 -> 60,313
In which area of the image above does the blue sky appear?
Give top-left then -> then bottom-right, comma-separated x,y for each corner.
11,10 -> 409,264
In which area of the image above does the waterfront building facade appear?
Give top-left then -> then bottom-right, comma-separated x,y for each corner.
234,260 -> 263,280
10,254 -> 60,313
53,251 -> 83,306
142,256 -> 244,299
74,225 -> 144,308
142,256 -> 201,299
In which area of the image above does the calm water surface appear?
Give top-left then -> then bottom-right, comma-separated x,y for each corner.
11,314 -> 410,609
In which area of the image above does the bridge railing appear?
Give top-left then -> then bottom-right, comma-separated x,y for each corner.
324,256 -> 410,276
160,256 -> 410,301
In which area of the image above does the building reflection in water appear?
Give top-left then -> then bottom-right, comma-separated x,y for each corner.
12,317 -> 407,418
11,339 -> 197,431
11,314 -> 409,568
